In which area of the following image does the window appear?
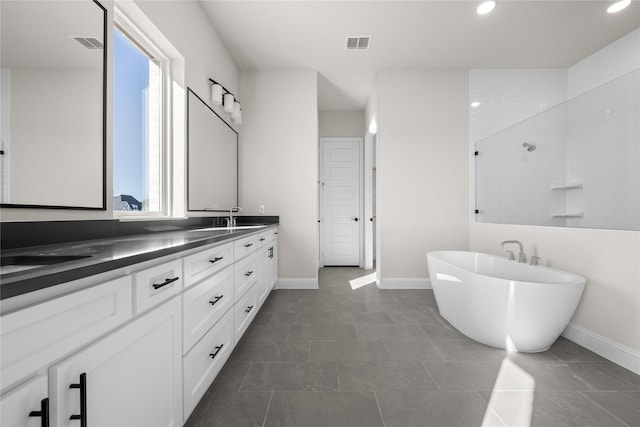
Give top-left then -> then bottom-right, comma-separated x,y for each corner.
113,22 -> 163,214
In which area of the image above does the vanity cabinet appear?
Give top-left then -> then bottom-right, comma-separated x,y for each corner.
0,226 -> 278,427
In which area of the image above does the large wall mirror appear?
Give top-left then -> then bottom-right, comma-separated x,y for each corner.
0,0 -> 106,210
187,88 -> 238,212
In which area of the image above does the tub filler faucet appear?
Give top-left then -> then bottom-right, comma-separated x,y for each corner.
499,240 -> 527,263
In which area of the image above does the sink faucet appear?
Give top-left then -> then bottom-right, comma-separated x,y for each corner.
227,206 -> 242,227
499,240 -> 527,263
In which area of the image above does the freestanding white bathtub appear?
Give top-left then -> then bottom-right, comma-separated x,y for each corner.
426,251 -> 586,352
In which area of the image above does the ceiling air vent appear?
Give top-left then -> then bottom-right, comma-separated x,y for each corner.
73,37 -> 104,50
345,36 -> 371,50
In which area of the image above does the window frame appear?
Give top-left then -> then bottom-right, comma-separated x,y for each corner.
112,11 -> 170,219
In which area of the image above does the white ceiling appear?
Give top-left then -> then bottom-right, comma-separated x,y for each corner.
200,0 -> 640,111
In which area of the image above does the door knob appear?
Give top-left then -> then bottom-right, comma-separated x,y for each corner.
352,217 -> 359,222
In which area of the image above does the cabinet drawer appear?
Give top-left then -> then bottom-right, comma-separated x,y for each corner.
183,309 -> 234,420
257,227 -> 278,248
182,266 -> 233,354
1,276 -> 132,392
0,374 -> 48,427
233,234 -> 258,260
133,259 -> 182,314
233,284 -> 257,344
183,243 -> 233,289
234,254 -> 258,302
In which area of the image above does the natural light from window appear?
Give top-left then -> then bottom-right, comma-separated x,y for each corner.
113,26 -> 162,213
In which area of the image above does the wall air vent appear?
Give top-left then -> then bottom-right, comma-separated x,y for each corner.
345,36 -> 371,50
73,37 -> 104,50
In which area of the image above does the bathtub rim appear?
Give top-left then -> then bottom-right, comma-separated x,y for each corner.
426,250 -> 586,287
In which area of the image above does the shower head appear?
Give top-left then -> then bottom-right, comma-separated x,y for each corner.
522,142 -> 536,152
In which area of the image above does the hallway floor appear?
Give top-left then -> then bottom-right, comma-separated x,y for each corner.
185,267 -> 640,427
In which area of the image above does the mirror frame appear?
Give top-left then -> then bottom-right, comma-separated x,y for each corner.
186,87 -> 239,212
0,0 -> 107,211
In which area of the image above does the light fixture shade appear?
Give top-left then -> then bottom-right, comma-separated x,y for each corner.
223,93 -> 235,113
232,101 -> 241,119
211,83 -> 223,105
232,109 -> 242,126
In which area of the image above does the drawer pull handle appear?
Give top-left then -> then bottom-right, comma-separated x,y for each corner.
269,247 -> 274,259
259,237 -> 266,242
209,256 -> 224,264
245,305 -> 254,314
69,373 -> 87,427
244,243 -> 254,248
209,295 -> 224,306
209,344 -> 224,359
29,397 -> 50,427
152,276 -> 179,290
244,270 -> 254,277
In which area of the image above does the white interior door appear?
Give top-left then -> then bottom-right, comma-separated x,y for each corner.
320,138 -> 362,266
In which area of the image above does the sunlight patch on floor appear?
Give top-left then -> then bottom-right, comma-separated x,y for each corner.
482,358 -> 536,427
349,272 -> 377,290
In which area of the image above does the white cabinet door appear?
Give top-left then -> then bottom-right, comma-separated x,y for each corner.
50,298 -> 182,427
268,241 -> 278,289
0,374 -> 48,427
257,246 -> 270,307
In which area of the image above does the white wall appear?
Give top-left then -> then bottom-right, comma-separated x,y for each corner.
376,70 -> 470,287
318,111 -> 365,138
239,70 -> 319,287
469,28 -> 640,370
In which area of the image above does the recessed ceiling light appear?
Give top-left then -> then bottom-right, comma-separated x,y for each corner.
477,1 -> 496,15
470,101 -> 481,108
607,0 -> 631,13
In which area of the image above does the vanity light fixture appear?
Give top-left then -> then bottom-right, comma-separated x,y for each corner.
209,78 -> 241,125
477,0 -> 496,15
607,0 -> 630,13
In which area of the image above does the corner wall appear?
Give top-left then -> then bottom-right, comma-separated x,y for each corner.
376,70 -> 470,287
239,70 -> 319,287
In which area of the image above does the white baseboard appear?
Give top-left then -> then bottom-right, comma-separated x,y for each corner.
562,322 -> 640,375
275,278 -> 319,290
377,278 -> 432,290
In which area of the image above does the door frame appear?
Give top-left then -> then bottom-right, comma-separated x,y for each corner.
318,137 -> 364,268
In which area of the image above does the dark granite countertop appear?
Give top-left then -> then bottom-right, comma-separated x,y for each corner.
0,217 -> 278,301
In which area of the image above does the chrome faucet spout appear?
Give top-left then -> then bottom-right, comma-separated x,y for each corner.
499,240 -> 527,263
228,206 -> 242,227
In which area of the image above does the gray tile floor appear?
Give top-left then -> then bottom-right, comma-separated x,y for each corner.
185,267 -> 640,427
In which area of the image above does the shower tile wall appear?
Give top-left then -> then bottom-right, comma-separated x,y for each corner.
470,69 -> 568,226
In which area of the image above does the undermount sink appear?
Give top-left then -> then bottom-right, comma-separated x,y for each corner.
0,255 -> 91,275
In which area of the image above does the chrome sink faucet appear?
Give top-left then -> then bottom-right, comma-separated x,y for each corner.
499,240 -> 527,263
227,206 -> 242,227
